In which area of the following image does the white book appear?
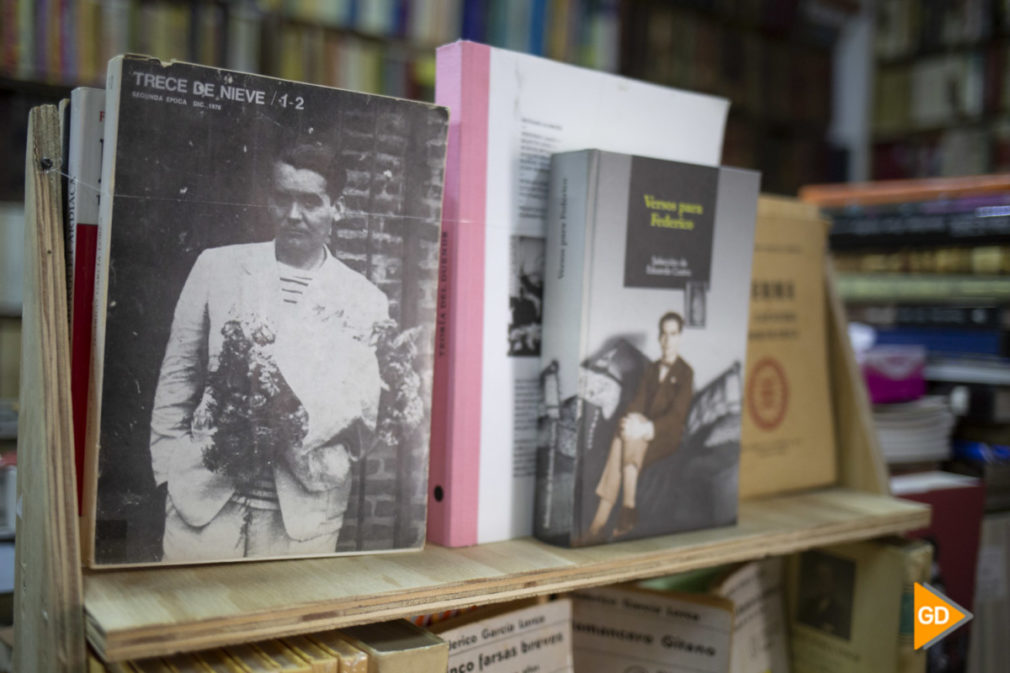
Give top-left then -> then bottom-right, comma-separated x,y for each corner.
430,40 -> 728,546
433,599 -> 574,673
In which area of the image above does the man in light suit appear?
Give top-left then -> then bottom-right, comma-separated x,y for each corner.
150,143 -> 389,561
586,311 -> 694,542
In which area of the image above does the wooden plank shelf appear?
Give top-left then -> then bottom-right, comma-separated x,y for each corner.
84,487 -> 928,662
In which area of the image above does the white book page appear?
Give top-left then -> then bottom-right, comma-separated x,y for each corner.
478,48 -> 728,542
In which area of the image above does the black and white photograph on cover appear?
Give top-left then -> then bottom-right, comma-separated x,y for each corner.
535,316 -> 743,546
686,281 -> 707,327
796,550 -> 856,640
535,156 -> 757,548
508,235 -> 545,356
94,57 -> 448,565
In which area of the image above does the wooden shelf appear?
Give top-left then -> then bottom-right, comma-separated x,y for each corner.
84,487 -> 928,662
17,106 -> 910,673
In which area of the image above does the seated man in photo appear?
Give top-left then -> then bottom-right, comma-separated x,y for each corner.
586,311 -> 694,541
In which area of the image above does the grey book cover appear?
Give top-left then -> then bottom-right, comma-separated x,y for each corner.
537,150 -> 759,547
88,54 -> 448,566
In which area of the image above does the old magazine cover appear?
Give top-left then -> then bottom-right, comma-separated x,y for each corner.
86,55 -> 448,566
537,150 -> 758,546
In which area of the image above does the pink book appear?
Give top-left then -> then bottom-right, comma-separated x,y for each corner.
429,41 -> 728,546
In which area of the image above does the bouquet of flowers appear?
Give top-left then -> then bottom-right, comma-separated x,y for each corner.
372,320 -> 426,452
196,320 -> 309,484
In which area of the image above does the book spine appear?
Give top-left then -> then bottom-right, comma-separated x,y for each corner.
847,304 -> 1005,331
67,86 -> 105,514
536,150 -> 594,546
428,41 -> 490,547
83,56 -> 123,565
874,325 -> 1010,357
837,273 -> 1010,303
829,206 -> 1010,251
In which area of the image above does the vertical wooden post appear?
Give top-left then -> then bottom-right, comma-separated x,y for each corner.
14,105 -> 85,673
826,262 -> 890,495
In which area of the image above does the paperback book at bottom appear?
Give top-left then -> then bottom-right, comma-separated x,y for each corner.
536,150 -> 759,546
85,54 -> 449,567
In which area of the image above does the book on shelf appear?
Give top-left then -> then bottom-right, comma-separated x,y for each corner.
429,39 -> 729,547
786,538 -> 931,673
835,273 -> 1010,303
833,245 -> 1010,275
84,54 -> 449,567
826,193 -> 1010,252
924,355 -> 1010,386
872,324 -> 1010,358
710,558 -> 792,673
430,598 -> 574,673
890,470 -> 986,673
739,196 -> 836,499
281,635 -> 339,673
570,584 -> 734,673
308,630 -> 368,673
535,149 -> 758,547
847,303 -> 1010,331
66,85 -> 105,512
340,620 -> 449,673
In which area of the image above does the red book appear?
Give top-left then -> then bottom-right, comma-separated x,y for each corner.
891,471 -> 986,671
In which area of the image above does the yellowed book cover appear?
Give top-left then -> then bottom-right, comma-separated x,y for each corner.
223,643 -> 279,673
252,639 -> 313,672
787,540 -> 910,673
308,631 -> 368,673
282,635 -> 338,673
739,196 -> 836,498
340,620 -> 448,673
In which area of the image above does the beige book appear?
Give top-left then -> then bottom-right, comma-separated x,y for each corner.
431,598 -> 573,673
739,196 -> 836,498
340,620 -> 448,673
307,631 -> 368,673
281,636 -> 338,673
252,640 -> 312,673
712,558 -> 790,673
572,584 -> 734,673
787,539 -> 913,673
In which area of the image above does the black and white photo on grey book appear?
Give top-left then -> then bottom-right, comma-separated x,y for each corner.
93,56 -> 448,565
508,235 -> 545,357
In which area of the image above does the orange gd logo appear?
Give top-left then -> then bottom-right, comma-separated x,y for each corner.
913,583 -> 972,650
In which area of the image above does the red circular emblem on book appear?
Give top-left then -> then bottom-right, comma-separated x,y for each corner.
747,357 -> 789,430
